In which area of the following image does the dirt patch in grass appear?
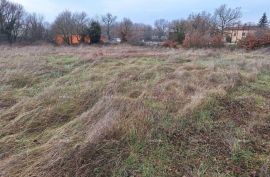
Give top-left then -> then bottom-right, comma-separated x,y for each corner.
0,99 -> 16,110
252,123 -> 270,141
216,97 -> 257,125
129,90 -> 142,99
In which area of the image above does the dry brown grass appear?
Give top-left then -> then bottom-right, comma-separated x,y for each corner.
0,44 -> 270,176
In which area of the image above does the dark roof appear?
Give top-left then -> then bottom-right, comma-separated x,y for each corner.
225,25 -> 259,31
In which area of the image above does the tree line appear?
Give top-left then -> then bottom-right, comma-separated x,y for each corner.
0,0 -> 269,45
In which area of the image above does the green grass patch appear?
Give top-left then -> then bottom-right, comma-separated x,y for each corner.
132,57 -> 165,65
47,55 -> 78,66
7,74 -> 40,88
250,71 -> 270,92
112,71 -> 270,176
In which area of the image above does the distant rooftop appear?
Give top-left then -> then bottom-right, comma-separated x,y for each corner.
225,25 -> 260,31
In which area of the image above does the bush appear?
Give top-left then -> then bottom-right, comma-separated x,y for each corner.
176,31 -> 185,44
226,43 -> 238,51
162,40 -> 178,48
238,31 -> 270,50
169,31 -> 185,44
87,21 -> 101,44
183,33 -> 224,48
210,35 -> 224,48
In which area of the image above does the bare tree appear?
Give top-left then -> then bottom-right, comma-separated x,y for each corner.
214,4 -> 242,34
142,25 -> 153,41
119,18 -> 133,42
169,19 -> 187,43
170,20 -> 186,32
102,13 -> 117,40
0,0 -> 25,44
0,0 -> 7,31
187,11 -> 214,34
51,10 -> 73,43
154,19 -> 169,41
52,10 -> 88,43
73,12 -> 89,35
23,13 -> 46,42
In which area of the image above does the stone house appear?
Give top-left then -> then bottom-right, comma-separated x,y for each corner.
224,25 -> 259,43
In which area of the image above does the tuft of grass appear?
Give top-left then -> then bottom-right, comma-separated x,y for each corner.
7,74 -> 40,88
115,70 -> 270,177
47,55 -> 78,65
250,71 -> 270,92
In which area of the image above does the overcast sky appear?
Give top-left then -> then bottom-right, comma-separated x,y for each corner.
9,0 -> 270,25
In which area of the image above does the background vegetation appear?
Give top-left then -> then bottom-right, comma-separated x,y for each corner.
0,0 -> 269,46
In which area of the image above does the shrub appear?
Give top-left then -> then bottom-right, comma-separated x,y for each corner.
87,21 -> 101,44
226,43 -> 238,51
169,31 -> 185,44
176,31 -> 185,44
162,40 -> 178,48
183,32 -> 202,48
183,33 -> 224,48
183,32 -> 224,48
210,34 -> 224,48
238,31 -> 270,50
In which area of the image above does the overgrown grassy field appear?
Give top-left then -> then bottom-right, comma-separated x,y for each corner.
0,45 -> 270,177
